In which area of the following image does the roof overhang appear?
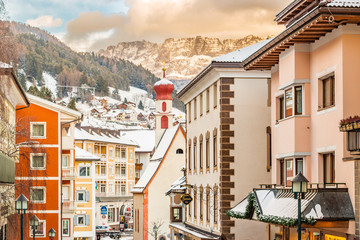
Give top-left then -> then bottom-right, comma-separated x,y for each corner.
0,68 -> 29,107
244,7 -> 360,70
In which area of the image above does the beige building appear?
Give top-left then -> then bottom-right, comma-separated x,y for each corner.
176,41 -> 272,240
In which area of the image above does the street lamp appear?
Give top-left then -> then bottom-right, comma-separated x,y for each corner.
15,194 -> 28,240
30,215 -> 40,240
48,228 -> 56,240
292,172 -> 309,240
153,225 -> 158,240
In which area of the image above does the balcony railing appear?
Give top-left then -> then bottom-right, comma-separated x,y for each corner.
62,200 -> 76,211
62,167 -> 76,179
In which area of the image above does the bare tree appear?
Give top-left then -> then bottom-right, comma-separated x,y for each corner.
148,219 -> 164,240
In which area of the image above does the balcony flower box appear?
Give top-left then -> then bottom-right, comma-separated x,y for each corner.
339,116 -> 360,132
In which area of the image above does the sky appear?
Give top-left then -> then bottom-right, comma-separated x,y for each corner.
4,0 -> 292,52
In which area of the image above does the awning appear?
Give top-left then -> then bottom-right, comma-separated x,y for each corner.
170,223 -> 220,240
228,188 -> 355,227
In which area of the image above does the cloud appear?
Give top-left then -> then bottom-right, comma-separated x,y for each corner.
26,15 -> 63,28
64,0 -> 291,51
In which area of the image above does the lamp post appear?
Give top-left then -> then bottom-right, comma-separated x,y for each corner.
48,228 -> 56,240
30,215 -> 40,240
15,194 -> 29,240
292,172 -> 309,240
153,225 -> 158,240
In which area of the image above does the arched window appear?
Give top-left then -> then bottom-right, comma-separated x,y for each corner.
176,149 -> 183,154
120,205 -> 125,215
162,102 -> 166,112
161,116 -> 168,129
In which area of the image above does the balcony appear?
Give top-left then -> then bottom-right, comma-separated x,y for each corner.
62,200 -> 76,212
62,135 -> 75,150
135,163 -> 143,171
62,167 -> 76,179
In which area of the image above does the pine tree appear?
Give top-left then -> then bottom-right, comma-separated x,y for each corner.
138,100 -> 144,110
67,98 -> 77,111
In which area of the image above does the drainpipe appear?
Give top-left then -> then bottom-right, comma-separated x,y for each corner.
60,114 -> 83,240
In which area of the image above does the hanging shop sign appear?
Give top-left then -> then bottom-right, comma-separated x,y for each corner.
324,234 -> 346,240
181,193 -> 193,205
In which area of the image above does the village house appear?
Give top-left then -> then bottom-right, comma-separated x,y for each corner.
229,1 -> 360,239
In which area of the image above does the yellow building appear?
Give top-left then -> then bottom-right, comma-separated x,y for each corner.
75,126 -> 138,230
73,146 -> 100,240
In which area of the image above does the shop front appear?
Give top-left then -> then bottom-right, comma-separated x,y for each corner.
228,188 -> 355,240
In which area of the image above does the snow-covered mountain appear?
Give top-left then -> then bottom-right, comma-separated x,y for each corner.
97,35 -> 269,80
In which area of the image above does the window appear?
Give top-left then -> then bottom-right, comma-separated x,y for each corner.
295,86 -> 302,115
30,220 -> 45,237
129,150 -> 133,160
121,149 -> 126,159
75,214 -> 90,226
79,166 -> 90,177
188,140 -> 191,171
121,185 -> 126,195
285,88 -> 293,117
109,149 -> 114,158
199,187 -> 203,220
193,138 -> 197,171
199,135 -> 203,171
121,166 -> 126,177
295,158 -> 303,175
62,155 -> 69,168
266,127 -> 272,172
31,122 -> 46,138
171,207 -> 182,222
100,184 -> 106,193
213,129 -> 217,168
109,183 -> 114,193
286,159 -> 293,186
161,116 -> 168,129
101,166 -> 106,176
176,148 -> 183,154
62,219 -> 69,236
62,186 -> 70,201
108,208 -> 115,222
319,75 -> 335,109
200,94 -> 203,116
214,186 -> 218,224
188,189 -> 192,218
323,153 -> 335,183
31,187 -> 45,202
213,83 -> 217,108
347,131 -> 360,152
115,165 -> 120,177
206,189 -> 210,222
206,88 -> 210,112
278,96 -> 284,120
162,102 -> 166,112
193,188 -> 197,218
115,183 -> 120,195
31,154 -> 46,169
279,160 -> 285,186
206,133 -> 210,169
116,148 -> 120,158
194,98 -> 197,120
188,102 -> 191,123
76,190 -> 90,202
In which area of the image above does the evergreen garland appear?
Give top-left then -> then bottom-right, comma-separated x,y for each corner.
226,191 -> 317,227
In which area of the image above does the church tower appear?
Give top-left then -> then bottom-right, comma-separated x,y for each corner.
154,63 -> 175,146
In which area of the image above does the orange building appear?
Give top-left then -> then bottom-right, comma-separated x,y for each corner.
11,94 -> 81,240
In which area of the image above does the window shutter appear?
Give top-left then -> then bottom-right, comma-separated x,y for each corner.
74,215 -> 78,226
85,191 -> 90,202
85,215 -> 90,226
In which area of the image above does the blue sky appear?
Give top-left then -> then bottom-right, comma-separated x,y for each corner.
4,0 -> 291,52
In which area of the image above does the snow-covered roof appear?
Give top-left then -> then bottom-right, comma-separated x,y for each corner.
166,175 -> 186,195
75,146 -> 100,161
213,39 -> 273,63
154,78 -> 174,86
169,223 -> 218,239
326,0 -> 360,7
151,125 -> 181,160
131,125 -> 183,193
102,109 -> 123,118
75,128 -> 138,146
121,130 -> 155,152
0,62 -> 12,68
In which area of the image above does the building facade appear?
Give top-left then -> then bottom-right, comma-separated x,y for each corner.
229,1 -> 360,239
176,42 -> 272,240
0,63 -> 29,240
74,126 -> 137,230
13,94 -> 81,240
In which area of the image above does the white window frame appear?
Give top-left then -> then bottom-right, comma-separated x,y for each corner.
30,153 -> 46,170
30,187 -> 46,203
79,166 -> 91,177
76,190 -> 86,202
30,220 -> 46,237
109,165 -> 114,175
30,122 -> 46,139
76,214 -> 86,226
62,154 -> 70,168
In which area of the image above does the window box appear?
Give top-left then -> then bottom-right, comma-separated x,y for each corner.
339,116 -> 360,132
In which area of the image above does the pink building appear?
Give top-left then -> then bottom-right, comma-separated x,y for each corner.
229,1 -> 360,239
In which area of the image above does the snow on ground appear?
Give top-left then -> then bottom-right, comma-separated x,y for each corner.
109,86 -> 154,108
43,72 -> 58,97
